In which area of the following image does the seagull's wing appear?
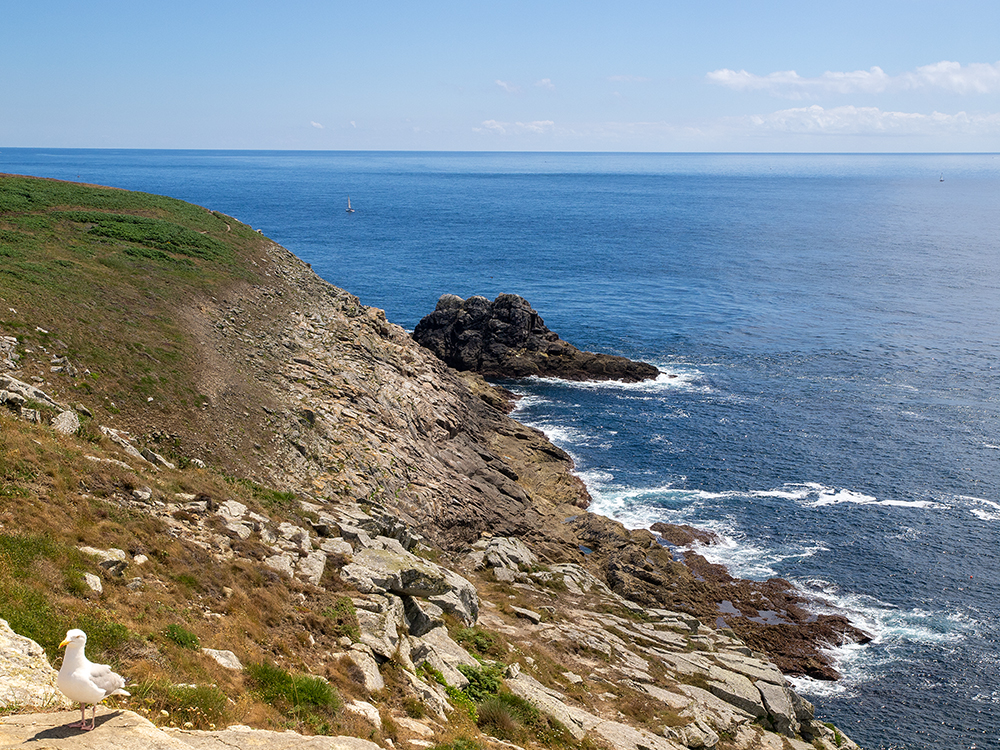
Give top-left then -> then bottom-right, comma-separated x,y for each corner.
87,662 -> 129,697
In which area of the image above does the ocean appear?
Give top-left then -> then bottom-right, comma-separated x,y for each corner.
2,149 -> 999,749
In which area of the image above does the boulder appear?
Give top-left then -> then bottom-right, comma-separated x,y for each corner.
263,553 -> 295,578
342,548 -> 479,625
343,700 -> 380,727
175,721 -> 384,749
706,666 -> 767,718
755,680 -> 800,737
1,709 -> 188,748
412,293 -> 659,382
0,619 -> 72,709
100,426 -> 149,463
353,596 -> 404,660
141,448 -> 176,470
297,550 -> 327,586
346,646 -> 384,692
84,572 -> 103,595
408,626 -> 480,689
466,536 -> 537,572
51,410 -> 80,435
669,717 -> 720,749
202,649 -> 243,671
402,596 -> 444,638
505,672 -> 685,749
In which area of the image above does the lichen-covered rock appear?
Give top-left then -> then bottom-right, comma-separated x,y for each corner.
408,625 -> 479,689
51,409 -> 80,435
353,595 -> 404,660
466,535 -> 537,572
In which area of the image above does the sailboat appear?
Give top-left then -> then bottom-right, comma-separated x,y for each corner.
346,197 -> 355,213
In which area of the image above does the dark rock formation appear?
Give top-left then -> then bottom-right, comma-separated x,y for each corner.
412,293 -> 659,383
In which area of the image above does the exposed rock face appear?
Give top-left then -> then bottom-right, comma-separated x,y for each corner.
412,293 -> 660,382
0,619 -> 71,710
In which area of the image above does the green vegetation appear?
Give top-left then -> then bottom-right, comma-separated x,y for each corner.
0,173 -> 264,422
131,680 -> 229,729
0,531 -> 129,659
454,626 -> 503,659
245,661 -> 342,733
430,739 -> 482,750
52,211 -> 228,263
323,596 -> 361,642
163,623 -> 200,650
456,662 -> 503,703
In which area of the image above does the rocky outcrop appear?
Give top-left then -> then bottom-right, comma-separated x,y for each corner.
413,293 -> 660,382
0,619 -> 71,710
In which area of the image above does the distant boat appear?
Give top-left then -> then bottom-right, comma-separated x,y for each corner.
940,174 -> 944,182
346,197 -> 355,213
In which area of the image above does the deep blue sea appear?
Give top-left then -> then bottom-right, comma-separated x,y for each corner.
3,149 -> 999,749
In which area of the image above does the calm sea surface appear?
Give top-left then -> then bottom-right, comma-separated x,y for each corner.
3,149 -> 999,749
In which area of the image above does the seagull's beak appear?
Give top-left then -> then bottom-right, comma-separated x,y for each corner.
59,638 -> 70,648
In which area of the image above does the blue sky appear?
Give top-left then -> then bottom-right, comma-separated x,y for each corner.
2,0 -> 999,151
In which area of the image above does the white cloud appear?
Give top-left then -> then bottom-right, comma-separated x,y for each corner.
310,121 -> 324,129
535,78 -> 555,90
350,120 -> 356,128
708,61 -> 1000,97
740,104 -> 1000,135
495,79 -> 521,93
473,119 -> 555,136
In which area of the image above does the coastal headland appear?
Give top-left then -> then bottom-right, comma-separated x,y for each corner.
0,174 -> 864,750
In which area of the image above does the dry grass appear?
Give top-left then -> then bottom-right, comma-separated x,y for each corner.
0,409 -> 384,733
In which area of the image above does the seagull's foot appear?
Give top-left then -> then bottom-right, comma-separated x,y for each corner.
66,720 -> 87,728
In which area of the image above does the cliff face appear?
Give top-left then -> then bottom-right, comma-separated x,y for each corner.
0,175 -> 864,750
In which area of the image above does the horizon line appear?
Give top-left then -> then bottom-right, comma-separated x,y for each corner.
3,147 -> 999,156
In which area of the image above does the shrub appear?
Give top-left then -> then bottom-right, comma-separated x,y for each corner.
245,661 -> 341,718
421,664 -> 477,720
164,623 -> 200,650
403,697 -> 426,719
431,739 -> 481,750
455,627 -> 502,658
475,692 -> 565,746
476,696 -> 520,740
323,596 -> 361,642
457,662 -> 503,703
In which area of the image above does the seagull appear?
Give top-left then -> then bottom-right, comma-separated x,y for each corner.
57,629 -> 130,731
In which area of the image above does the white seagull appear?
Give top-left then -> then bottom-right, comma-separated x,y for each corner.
57,629 -> 130,731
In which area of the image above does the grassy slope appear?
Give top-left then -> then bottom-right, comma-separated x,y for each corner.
0,175 -> 378,734
0,174 -> 282,468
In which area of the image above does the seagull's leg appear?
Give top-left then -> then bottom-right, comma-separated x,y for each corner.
81,704 -> 96,731
67,703 -> 87,728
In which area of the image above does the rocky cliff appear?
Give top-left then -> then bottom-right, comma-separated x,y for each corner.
0,174 -> 866,750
